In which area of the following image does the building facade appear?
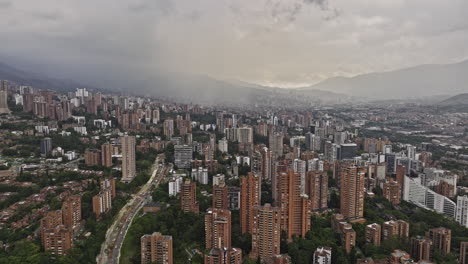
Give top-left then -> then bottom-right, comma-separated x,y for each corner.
340,165 -> 365,220
180,179 -> 199,214
205,208 -> 231,249
240,173 -> 260,234
250,204 -> 281,260
141,232 -> 173,264
121,135 -> 136,183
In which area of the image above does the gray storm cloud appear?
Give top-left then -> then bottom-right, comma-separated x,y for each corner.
0,0 -> 467,88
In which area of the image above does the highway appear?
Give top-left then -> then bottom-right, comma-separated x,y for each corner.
96,154 -> 170,264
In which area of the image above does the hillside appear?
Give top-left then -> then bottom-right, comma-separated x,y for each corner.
439,93 -> 468,106
0,62 -> 92,92
304,60 -> 468,99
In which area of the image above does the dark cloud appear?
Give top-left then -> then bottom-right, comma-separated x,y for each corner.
269,1 -> 302,22
0,0 -> 467,89
267,0 -> 332,23
304,0 -> 328,10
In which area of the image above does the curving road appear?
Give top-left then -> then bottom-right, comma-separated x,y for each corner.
96,155 -> 170,264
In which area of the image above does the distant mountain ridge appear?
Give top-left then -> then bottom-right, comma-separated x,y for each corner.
0,62 -> 94,92
439,93 -> 468,105
1,59 -> 467,104
301,59 -> 468,99
0,61 -> 351,106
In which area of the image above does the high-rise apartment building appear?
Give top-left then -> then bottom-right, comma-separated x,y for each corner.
342,224 -> 356,254
0,81 -> 10,114
152,109 -> 160,124
306,170 -> 328,211
85,148 -> 102,166
121,135 -> 136,183
338,143 -> 357,160
426,227 -> 451,254
365,223 -> 381,246
460,242 -> 468,264
340,165 -> 365,221
101,143 -> 113,167
250,203 -> 281,260
313,247 -> 332,264
40,137 -> 53,156
42,225 -> 72,256
269,133 -> 284,157
237,127 -> 253,143
100,177 -> 116,199
141,232 -> 173,264
407,145 -> 416,160
240,173 -> 260,234
40,211 -> 72,256
456,195 -> 468,228
396,165 -> 406,191
261,147 -> 272,181
218,138 -> 228,153
180,179 -> 199,214
277,170 -> 311,240
251,151 -> 262,177
383,179 -> 401,205
410,236 -> 432,261
205,208 -> 231,249
292,159 -> 306,194
228,186 -> 240,210
174,145 -> 193,169
382,220 -> 409,241
93,189 -> 112,219
212,184 -> 228,210
61,195 -> 81,231
324,141 -> 338,162
163,119 -> 174,139
306,132 -> 320,151
204,248 -> 242,264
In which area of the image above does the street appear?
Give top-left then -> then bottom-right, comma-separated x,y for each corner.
96,155 -> 170,264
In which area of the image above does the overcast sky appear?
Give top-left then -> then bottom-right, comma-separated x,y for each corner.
1,0 -> 468,87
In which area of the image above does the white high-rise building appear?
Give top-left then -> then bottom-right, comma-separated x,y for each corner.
456,195 -> 468,228
403,176 -> 456,218
191,167 -> 209,185
293,159 -> 307,194
407,145 -> 416,160
174,145 -> 192,169
383,145 -> 392,154
313,247 -> 332,264
218,138 -> 228,153
168,176 -> 183,196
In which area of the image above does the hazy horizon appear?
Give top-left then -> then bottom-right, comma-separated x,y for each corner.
1,0 -> 468,89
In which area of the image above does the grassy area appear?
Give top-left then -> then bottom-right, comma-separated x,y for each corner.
119,201 -> 205,264
119,212 -> 142,264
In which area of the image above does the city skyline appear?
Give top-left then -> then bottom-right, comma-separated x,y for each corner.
0,1 -> 467,264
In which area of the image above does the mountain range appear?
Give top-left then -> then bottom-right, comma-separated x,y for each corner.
300,59 -> 468,99
0,59 -> 467,105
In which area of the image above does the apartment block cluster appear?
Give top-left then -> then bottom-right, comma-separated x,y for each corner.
144,108 -> 468,263
3,79 -> 468,262
40,195 -> 82,256
92,178 -> 116,219
357,227 -> 461,264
